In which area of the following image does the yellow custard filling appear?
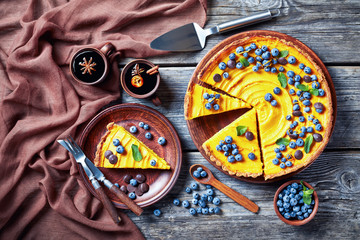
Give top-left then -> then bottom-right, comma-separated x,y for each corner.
94,123 -> 170,170
185,83 -> 250,120
197,35 -> 332,179
202,109 -> 263,178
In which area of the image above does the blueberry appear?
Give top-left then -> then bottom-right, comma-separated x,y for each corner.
205,102 -> 212,110
116,145 -> 125,154
264,67 -> 270,72
306,126 -> 313,133
139,122 -> 145,128
289,141 -> 296,149
285,161 -> 293,167
318,89 -> 325,96
273,87 -> 281,95
196,207 -> 202,214
271,48 -> 279,57
219,62 -> 226,70
303,92 -> 311,99
297,90 -> 303,97
313,119 -> 319,124
271,100 -> 277,106
272,158 -> 279,165
277,200 -> 283,207
289,89 -> 295,95
192,199 -> 199,205
201,208 -> 209,215
243,52 -> 249,58
227,155 -> 235,163
303,100 -> 311,106
213,197 -> 221,205
153,209 -> 161,216
299,116 -> 305,122
279,66 -> 285,72
150,159 -> 157,166
225,136 -> 233,144
232,149 -> 239,155
281,157 -> 287,163
173,198 -> 180,206
145,132 -> 152,139
182,200 -> 190,208
256,62 -> 262,68
252,66 -> 259,72
191,182 -> 199,190
254,48 -> 262,56
304,66 -> 312,74
262,51 -> 271,60
189,208 -> 197,216
315,124 -> 322,131
235,154 -> 243,161
287,70 -> 295,78
206,189 -> 214,196
213,104 -> 220,111
256,56 -> 262,62
293,104 -> 300,111
129,192 -> 136,200
222,72 -> 229,79
224,151 -> 229,157
130,179 -> 138,186
231,144 -> 237,149
303,212 -> 309,218
304,107 -> 311,113
276,152 -> 283,159
279,144 -> 286,151
274,148 -> 280,153
200,171 -> 207,178
198,200 -> 206,208
284,212 -> 291,219
294,82 -> 300,88
114,183 -> 120,188
265,93 -> 273,102
293,121 -> 298,127
130,126 -> 137,133
294,75 -> 301,82
316,108 -> 323,113
299,63 -> 305,70
193,170 -> 201,178
262,59 -> 271,67
113,139 -> 120,146
215,94 -> 220,99
236,46 -> 244,53
143,124 -> 149,130
219,140 -> 225,146
216,145 -> 222,151
229,53 -> 236,60
286,115 -> 292,121
248,57 -> 255,63
300,127 -> 307,133
185,187 -> 192,193
288,56 -> 296,64
248,152 -> 256,160
222,145 -> 229,152
158,137 -> 166,145
271,67 -> 277,73
236,62 -> 243,69
312,81 -> 320,89
250,43 -> 257,49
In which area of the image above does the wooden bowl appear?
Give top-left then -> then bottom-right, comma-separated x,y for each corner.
274,180 -> 319,225
186,30 -> 337,183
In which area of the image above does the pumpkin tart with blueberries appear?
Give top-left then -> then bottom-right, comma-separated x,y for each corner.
202,108 -> 263,178
184,83 -> 250,120
186,31 -> 334,180
94,122 -> 171,170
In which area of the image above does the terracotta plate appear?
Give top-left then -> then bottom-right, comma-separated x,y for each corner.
186,30 -> 337,183
79,103 -> 182,208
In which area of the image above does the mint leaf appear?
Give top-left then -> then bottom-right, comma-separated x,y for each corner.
300,181 -> 314,205
239,57 -> 250,67
276,138 -> 290,146
309,88 -> 319,96
304,135 -> 313,154
279,50 -> 289,58
297,84 -> 309,92
236,125 -> 248,136
277,72 -> 287,88
131,144 -> 142,161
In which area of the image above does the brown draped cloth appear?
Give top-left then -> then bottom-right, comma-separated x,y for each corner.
0,0 -> 207,239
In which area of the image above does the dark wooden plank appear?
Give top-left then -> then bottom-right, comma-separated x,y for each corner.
127,151 -> 360,239
119,0 -> 360,65
120,66 -> 360,150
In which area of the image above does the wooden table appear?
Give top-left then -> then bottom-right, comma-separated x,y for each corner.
119,1 -> 360,239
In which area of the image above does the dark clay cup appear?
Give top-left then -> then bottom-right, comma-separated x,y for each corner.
120,59 -> 161,106
70,42 -> 115,85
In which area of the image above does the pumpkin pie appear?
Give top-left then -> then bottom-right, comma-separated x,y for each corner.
202,109 -> 263,178
188,31 -> 334,180
94,122 -> 170,170
184,83 -> 250,120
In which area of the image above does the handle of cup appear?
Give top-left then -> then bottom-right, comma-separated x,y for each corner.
100,42 -> 115,57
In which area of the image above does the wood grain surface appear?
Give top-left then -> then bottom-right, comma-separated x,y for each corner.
114,0 -> 359,239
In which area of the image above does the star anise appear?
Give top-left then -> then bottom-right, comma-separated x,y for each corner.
79,57 -> 96,75
131,64 -> 144,76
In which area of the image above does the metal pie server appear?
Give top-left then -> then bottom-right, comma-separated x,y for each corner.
150,9 -> 280,52
58,137 -> 143,217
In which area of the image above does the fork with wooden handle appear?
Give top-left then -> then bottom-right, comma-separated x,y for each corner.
58,137 -> 121,224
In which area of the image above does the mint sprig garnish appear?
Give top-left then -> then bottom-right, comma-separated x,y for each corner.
279,50 -> 289,58
236,125 -> 248,136
300,181 -> 314,205
277,72 -> 287,88
131,144 -> 143,161
304,135 -> 314,154
309,88 -> 319,96
297,84 -> 309,92
239,57 -> 250,67
276,137 -> 290,146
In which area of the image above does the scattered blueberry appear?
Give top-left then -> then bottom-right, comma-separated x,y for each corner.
116,145 -> 125,154
113,139 -> 120,146
145,132 -> 152,139
273,87 -> 281,95
129,192 -> 136,200
150,159 -> 157,166
265,93 -> 273,102
271,100 -> 278,106
153,209 -> 161,216
130,126 -> 137,133
139,122 -> 145,128
173,198 -> 180,206
158,137 -> 166,145
219,62 -> 226,70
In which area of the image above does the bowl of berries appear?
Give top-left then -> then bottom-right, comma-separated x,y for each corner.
274,180 -> 318,225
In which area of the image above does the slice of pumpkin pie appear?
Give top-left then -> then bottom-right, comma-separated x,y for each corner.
202,108 -> 263,178
94,122 -> 170,170
184,83 -> 250,120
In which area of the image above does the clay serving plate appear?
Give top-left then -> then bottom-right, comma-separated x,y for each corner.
186,30 -> 337,183
274,180 -> 319,225
79,103 -> 182,208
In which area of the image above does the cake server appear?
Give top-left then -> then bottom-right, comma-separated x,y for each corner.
58,137 -> 121,224
58,137 -> 143,216
150,9 -> 280,52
